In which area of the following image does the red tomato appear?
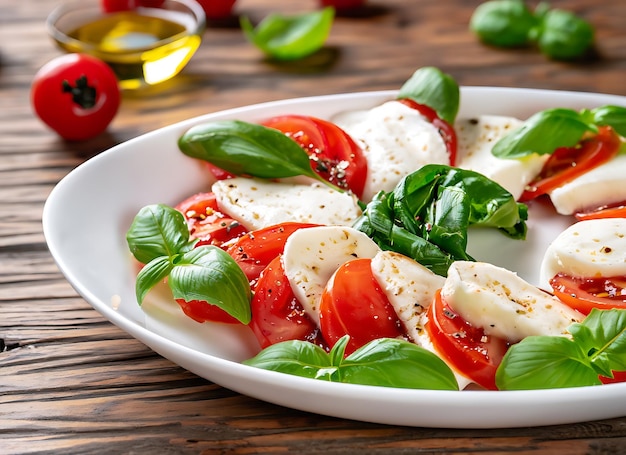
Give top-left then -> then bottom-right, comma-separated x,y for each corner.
550,273 -> 626,315
425,290 -> 510,390
226,222 -> 318,283
319,258 -> 404,355
175,192 -> 248,247
251,256 -> 327,349
397,98 -> 458,166
262,115 -> 368,199
519,126 -> 621,202
194,0 -> 237,19
31,54 -> 120,141
575,202 -> 626,221
600,370 -> 626,384
101,0 -> 165,12
175,298 -> 240,324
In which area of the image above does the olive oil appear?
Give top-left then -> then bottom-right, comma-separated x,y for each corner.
58,10 -> 202,89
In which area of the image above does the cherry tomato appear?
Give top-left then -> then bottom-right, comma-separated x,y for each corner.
194,0 -> 237,19
175,298 -> 240,324
519,126 -> 621,202
251,256 -> 327,349
319,258 -> 404,355
262,115 -> 368,199
175,192 -> 248,247
397,98 -> 458,166
425,290 -> 510,390
226,222 -> 318,284
101,0 -> 165,13
31,54 -> 120,141
550,273 -> 626,315
575,202 -> 626,221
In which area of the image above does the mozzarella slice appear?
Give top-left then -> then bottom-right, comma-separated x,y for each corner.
282,225 -> 381,325
332,100 -> 449,202
540,218 -> 626,288
549,155 -> 626,215
211,177 -> 361,230
442,261 -> 583,343
455,115 -> 548,200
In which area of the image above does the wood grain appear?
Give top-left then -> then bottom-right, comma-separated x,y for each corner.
1,0 -> 626,453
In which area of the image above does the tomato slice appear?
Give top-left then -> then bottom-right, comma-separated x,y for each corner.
319,258 -> 404,355
226,222 -> 319,284
519,126 -> 621,202
397,98 -> 458,166
575,202 -> 626,221
175,299 -> 240,324
251,256 -> 327,349
425,290 -> 509,390
262,115 -> 368,199
175,192 -> 248,247
550,272 -> 626,315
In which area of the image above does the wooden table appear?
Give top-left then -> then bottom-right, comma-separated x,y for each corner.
2,0 -> 626,452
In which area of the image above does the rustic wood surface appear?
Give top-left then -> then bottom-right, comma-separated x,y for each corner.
1,0 -> 626,453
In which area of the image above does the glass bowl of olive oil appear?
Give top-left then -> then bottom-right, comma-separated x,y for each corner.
47,0 -> 206,90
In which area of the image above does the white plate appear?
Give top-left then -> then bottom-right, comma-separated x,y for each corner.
43,87 -> 626,429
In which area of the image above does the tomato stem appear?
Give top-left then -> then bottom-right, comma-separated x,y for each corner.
62,75 -> 97,109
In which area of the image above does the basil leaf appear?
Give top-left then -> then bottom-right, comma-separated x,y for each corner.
396,66 -> 460,124
135,255 -> 174,304
470,0 -> 537,48
179,120 -> 336,188
536,8 -> 594,60
569,308 -> 626,376
491,108 -> 597,158
126,204 -> 193,264
240,8 -> 334,61
340,338 -> 458,390
496,336 -> 601,390
243,340 -> 334,380
590,105 -> 626,138
169,246 -> 252,324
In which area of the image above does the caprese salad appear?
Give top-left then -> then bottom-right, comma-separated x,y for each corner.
126,67 -> 626,392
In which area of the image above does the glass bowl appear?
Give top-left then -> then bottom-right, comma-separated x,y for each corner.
47,0 -> 206,90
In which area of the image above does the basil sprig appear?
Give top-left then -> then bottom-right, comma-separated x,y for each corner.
244,335 -> 459,390
496,308 -> 626,390
178,120 -> 342,192
492,105 -> 626,159
126,204 -> 252,324
353,164 -> 527,276
240,7 -> 335,61
396,66 -> 460,125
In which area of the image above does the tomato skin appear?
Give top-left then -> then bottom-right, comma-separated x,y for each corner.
575,202 -> 626,221
425,290 -> 510,390
194,0 -> 237,19
31,54 -> 120,141
600,370 -> 626,384
251,256 -> 327,349
550,273 -> 626,315
397,98 -> 458,166
519,126 -> 621,202
319,258 -> 404,355
175,298 -> 240,324
262,115 -> 368,199
226,222 -> 318,283
101,0 -> 165,12
175,192 -> 248,247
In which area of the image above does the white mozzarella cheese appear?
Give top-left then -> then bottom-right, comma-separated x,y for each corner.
540,218 -> 626,288
442,261 -> 583,343
332,100 -> 449,202
455,115 -> 548,200
211,177 -> 361,231
549,155 -> 626,215
282,226 -> 381,325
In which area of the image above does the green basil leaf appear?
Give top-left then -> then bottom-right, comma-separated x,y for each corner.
491,108 -> 597,158
178,120 -> 336,188
470,0 -> 537,48
496,336 -> 601,390
126,204 -> 193,264
569,308 -> 626,376
169,246 -> 252,324
135,255 -> 174,304
243,340 -> 334,380
536,8 -> 594,60
240,8 -> 334,61
396,66 -> 460,124
340,338 -> 458,390
329,334 -> 349,367
590,105 -> 626,138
